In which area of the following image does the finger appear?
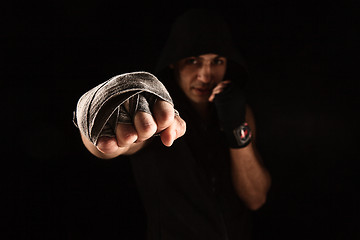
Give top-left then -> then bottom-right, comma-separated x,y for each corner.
214,80 -> 231,92
152,100 -> 175,133
96,136 -> 119,154
115,123 -> 138,147
133,111 -> 157,142
209,87 -> 226,102
209,88 -> 225,102
220,80 -> 231,85
209,80 -> 231,102
160,115 -> 186,146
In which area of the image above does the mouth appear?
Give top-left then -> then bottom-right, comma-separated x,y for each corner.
192,87 -> 211,96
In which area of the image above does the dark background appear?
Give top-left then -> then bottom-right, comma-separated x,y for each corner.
3,1 -> 359,239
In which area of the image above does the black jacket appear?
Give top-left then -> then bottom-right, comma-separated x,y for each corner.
130,9 -> 252,240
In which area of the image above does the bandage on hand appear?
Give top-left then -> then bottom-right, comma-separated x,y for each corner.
74,72 -> 186,154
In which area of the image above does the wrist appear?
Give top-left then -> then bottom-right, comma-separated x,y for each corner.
224,122 -> 252,149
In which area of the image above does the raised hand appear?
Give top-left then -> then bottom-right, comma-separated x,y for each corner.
210,80 -> 252,148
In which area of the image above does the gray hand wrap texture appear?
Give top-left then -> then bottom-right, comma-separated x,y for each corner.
73,71 -> 176,145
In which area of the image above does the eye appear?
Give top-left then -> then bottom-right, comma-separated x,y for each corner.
184,57 -> 198,65
212,58 -> 225,65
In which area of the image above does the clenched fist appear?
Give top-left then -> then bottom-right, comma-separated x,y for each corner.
94,100 -> 186,157
74,72 -> 186,159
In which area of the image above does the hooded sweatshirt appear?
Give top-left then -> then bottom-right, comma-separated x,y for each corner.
156,8 -> 249,89
130,9 -> 252,240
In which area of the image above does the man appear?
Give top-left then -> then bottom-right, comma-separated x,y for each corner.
75,9 -> 271,240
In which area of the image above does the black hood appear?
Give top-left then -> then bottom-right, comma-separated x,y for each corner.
155,9 -> 249,85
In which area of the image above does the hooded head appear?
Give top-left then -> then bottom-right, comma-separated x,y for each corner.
155,9 -> 249,86
154,9 -> 250,111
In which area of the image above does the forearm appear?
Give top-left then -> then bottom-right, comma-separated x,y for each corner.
211,81 -> 271,209
230,143 -> 271,210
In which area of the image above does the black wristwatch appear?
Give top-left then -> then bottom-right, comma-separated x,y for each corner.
233,122 -> 252,148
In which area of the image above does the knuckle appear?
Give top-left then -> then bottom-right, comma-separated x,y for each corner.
174,117 -> 186,137
140,121 -> 156,134
157,111 -> 174,126
96,137 -> 118,153
154,101 -> 175,124
180,120 -> 186,135
116,123 -> 138,146
118,133 -> 135,145
136,116 -> 157,136
178,117 -> 186,128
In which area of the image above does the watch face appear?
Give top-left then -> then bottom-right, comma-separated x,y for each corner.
233,122 -> 252,147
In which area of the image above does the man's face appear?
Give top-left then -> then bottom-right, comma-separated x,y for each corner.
174,53 -> 227,105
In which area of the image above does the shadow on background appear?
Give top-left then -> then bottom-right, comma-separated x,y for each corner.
3,1 -> 359,239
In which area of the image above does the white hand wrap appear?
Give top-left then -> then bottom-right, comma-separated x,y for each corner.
73,72 -> 177,145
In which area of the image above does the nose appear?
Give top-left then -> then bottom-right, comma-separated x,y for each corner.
197,63 -> 212,83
